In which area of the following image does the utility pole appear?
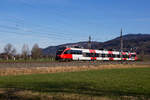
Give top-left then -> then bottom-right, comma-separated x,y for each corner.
120,28 -> 123,52
88,36 -> 91,49
120,28 -> 124,61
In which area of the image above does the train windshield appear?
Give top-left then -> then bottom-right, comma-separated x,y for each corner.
56,47 -> 66,55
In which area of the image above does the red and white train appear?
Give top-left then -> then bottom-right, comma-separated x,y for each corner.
56,47 -> 138,61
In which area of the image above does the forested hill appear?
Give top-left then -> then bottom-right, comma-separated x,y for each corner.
43,34 -> 150,56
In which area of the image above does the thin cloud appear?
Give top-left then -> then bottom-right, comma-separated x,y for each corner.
135,18 -> 150,22
18,0 -> 70,5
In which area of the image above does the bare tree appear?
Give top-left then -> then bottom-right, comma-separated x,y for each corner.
3,43 -> 17,60
22,44 -> 30,60
31,44 -> 42,59
4,43 -> 16,55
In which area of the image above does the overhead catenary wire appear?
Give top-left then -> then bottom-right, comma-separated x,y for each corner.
0,18 -> 84,40
0,29 -> 75,41
1,2 -> 91,36
0,25 -> 90,47
0,31 -> 63,46
0,1 -> 94,46
0,15 -> 94,44
0,23 -> 75,38
0,21 -> 73,37
0,24 -> 80,44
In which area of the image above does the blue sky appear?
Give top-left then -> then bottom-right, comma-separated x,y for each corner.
0,0 -> 150,53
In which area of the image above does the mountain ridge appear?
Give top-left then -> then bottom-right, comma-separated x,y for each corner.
42,34 -> 150,56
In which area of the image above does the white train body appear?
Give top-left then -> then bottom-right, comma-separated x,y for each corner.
56,47 -> 138,61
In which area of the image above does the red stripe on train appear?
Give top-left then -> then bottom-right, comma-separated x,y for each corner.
135,56 -> 138,60
61,54 -> 72,59
108,51 -> 113,54
89,50 -> 96,53
109,58 -> 114,60
61,48 -> 73,59
122,58 -> 127,60
108,51 -> 113,60
89,49 -> 96,60
122,52 -> 126,55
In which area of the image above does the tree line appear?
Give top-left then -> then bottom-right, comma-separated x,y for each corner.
0,43 -> 52,61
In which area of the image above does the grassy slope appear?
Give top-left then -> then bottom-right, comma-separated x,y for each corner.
0,68 -> 150,96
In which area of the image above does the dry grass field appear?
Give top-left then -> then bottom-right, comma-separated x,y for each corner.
0,63 -> 149,76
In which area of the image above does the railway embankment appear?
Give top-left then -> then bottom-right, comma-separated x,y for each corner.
0,61 -> 149,76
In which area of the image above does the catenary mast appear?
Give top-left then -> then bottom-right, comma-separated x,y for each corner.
88,36 -> 91,49
120,28 -> 123,52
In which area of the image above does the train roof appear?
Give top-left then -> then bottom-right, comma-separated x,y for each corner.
69,48 -> 136,54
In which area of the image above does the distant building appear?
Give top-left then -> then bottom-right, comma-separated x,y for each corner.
0,53 -> 16,60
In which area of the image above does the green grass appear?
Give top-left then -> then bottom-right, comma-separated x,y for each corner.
0,68 -> 150,96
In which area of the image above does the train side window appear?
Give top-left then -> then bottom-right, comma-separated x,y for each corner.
108,54 -> 111,57
112,54 -> 116,58
131,54 -> 136,58
86,53 -> 94,57
102,54 -> 106,57
86,53 -> 90,57
122,55 -> 126,58
108,54 -> 114,57
123,55 -> 129,58
77,50 -> 82,54
117,55 -> 121,58
95,53 -> 99,57
70,50 -> 75,54
70,50 -> 82,54
85,53 -> 100,57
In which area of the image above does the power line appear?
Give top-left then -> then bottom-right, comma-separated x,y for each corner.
0,19 -> 75,37
2,5 -> 91,36
0,13 -> 92,42
0,28 -> 75,41
0,23 -> 74,38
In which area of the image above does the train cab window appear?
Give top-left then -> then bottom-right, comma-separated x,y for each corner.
64,50 -> 71,54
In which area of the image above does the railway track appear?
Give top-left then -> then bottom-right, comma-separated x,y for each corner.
0,61 -> 148,68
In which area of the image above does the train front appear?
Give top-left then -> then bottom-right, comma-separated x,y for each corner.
55,47 -> 67,60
